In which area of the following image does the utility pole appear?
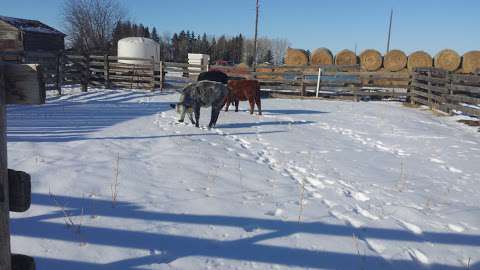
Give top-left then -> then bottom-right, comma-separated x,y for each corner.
252,0 -> 260,71
386,8 -> 393,53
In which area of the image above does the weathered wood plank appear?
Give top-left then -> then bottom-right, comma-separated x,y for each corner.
412,81 -> 449,94
445,94 -> 480,105
450,84 -> 480,94
414,74 -> 448,84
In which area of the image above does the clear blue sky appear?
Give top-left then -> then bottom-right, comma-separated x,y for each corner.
2,0 -> 479,54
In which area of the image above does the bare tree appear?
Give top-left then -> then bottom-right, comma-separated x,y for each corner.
62,0 -> 126,53
243,37 -> 290,66
271,38 -> 291,65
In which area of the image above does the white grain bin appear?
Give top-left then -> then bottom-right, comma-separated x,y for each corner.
188,53 -> 210,76
117,37 -> 160,65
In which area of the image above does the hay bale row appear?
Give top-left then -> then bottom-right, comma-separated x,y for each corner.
284,48 -> 480,73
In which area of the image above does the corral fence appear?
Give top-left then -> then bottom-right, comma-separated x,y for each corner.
410,67 -> 480,117
1,51 -> 479,117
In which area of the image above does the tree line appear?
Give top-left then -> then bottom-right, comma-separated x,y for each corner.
62,0 -> 290,65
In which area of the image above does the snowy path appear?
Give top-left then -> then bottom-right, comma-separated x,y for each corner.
7,89 -> 480,270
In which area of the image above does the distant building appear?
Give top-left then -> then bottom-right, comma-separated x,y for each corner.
0,15 -> 65,61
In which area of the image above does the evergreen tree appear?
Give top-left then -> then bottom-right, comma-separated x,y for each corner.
151,27 -> 160,42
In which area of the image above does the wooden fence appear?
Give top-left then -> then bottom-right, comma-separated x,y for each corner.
61,54 -> 208,93
1,52 -> 209,94
410,67 -> 480,117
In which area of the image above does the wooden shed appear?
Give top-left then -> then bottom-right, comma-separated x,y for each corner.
0,15 -> 65,62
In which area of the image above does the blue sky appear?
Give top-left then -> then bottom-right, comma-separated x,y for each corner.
2,0 -> 479,54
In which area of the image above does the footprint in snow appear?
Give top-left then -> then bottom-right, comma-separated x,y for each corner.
237,153 -> 250,159
329,210 -> 363,228
429,158 -> 445,164
441,165 -> 463,173
408,248 -> 429,265
396,219 -> 423,235
447,224 -> 465,232
365,239 -> 386,254
344,190 -> 370,202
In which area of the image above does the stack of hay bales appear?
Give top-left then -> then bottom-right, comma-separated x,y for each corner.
434,49 -> 461,72
335,49 -> 357,65
461,50 -> 480,74
384,50 -> 407,71
285,48 -> 309,66
359,49 -> 382,71
311,48 -> 333,65
407,51 -> 433,71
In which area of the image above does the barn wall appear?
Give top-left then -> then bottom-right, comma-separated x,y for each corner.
0,21 -> 22,51
23,32 -> 64,52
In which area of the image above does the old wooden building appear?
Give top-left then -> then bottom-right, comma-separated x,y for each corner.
0,15 -> 65,61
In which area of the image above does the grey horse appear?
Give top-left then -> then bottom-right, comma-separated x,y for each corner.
171,80 -> 229,128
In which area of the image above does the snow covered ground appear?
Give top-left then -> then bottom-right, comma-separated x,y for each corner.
7,87 -> 480,270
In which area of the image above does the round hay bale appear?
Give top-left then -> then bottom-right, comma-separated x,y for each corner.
359,49 -> 383,71
311,48 -> 333,65
335,49 -> 357,65
461,50 -> 480,74
284,48 -> 309,66
434,49 -> 461,72
407,51 -> 433,71
384,50 -> 407,72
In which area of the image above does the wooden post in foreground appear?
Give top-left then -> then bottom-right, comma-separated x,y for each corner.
1,62 -> 36,270
0,62 -> 11,270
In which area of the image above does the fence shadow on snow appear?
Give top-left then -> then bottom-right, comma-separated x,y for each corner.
10,193 -> 480,270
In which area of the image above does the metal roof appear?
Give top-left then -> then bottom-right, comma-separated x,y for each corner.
0,15 -> 65,36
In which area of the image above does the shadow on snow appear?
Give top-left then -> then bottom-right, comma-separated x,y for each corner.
10,193 -> 480,270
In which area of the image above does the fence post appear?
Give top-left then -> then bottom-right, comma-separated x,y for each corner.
427,70 -> 432,109
315,68 -> 322,98
150,57 -> 155,91
159,61 -> 164,91
81,55 -> 90,92
447,73 -> 454,115
0,63 -> 11,270
300,72 -> 306,96
56,52 -> 64,96
104,54 -> 110,89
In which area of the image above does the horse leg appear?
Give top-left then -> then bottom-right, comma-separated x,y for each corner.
210,105 -> 222,128
193,104 -> 201,128
224,97 -> 230,112
235,98 -> 239,112
255,91 -> 262,115
248,97 -> 255,114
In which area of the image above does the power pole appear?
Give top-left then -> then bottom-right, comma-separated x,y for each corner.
252,0 -> 260,71
386,8 -> 393,53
